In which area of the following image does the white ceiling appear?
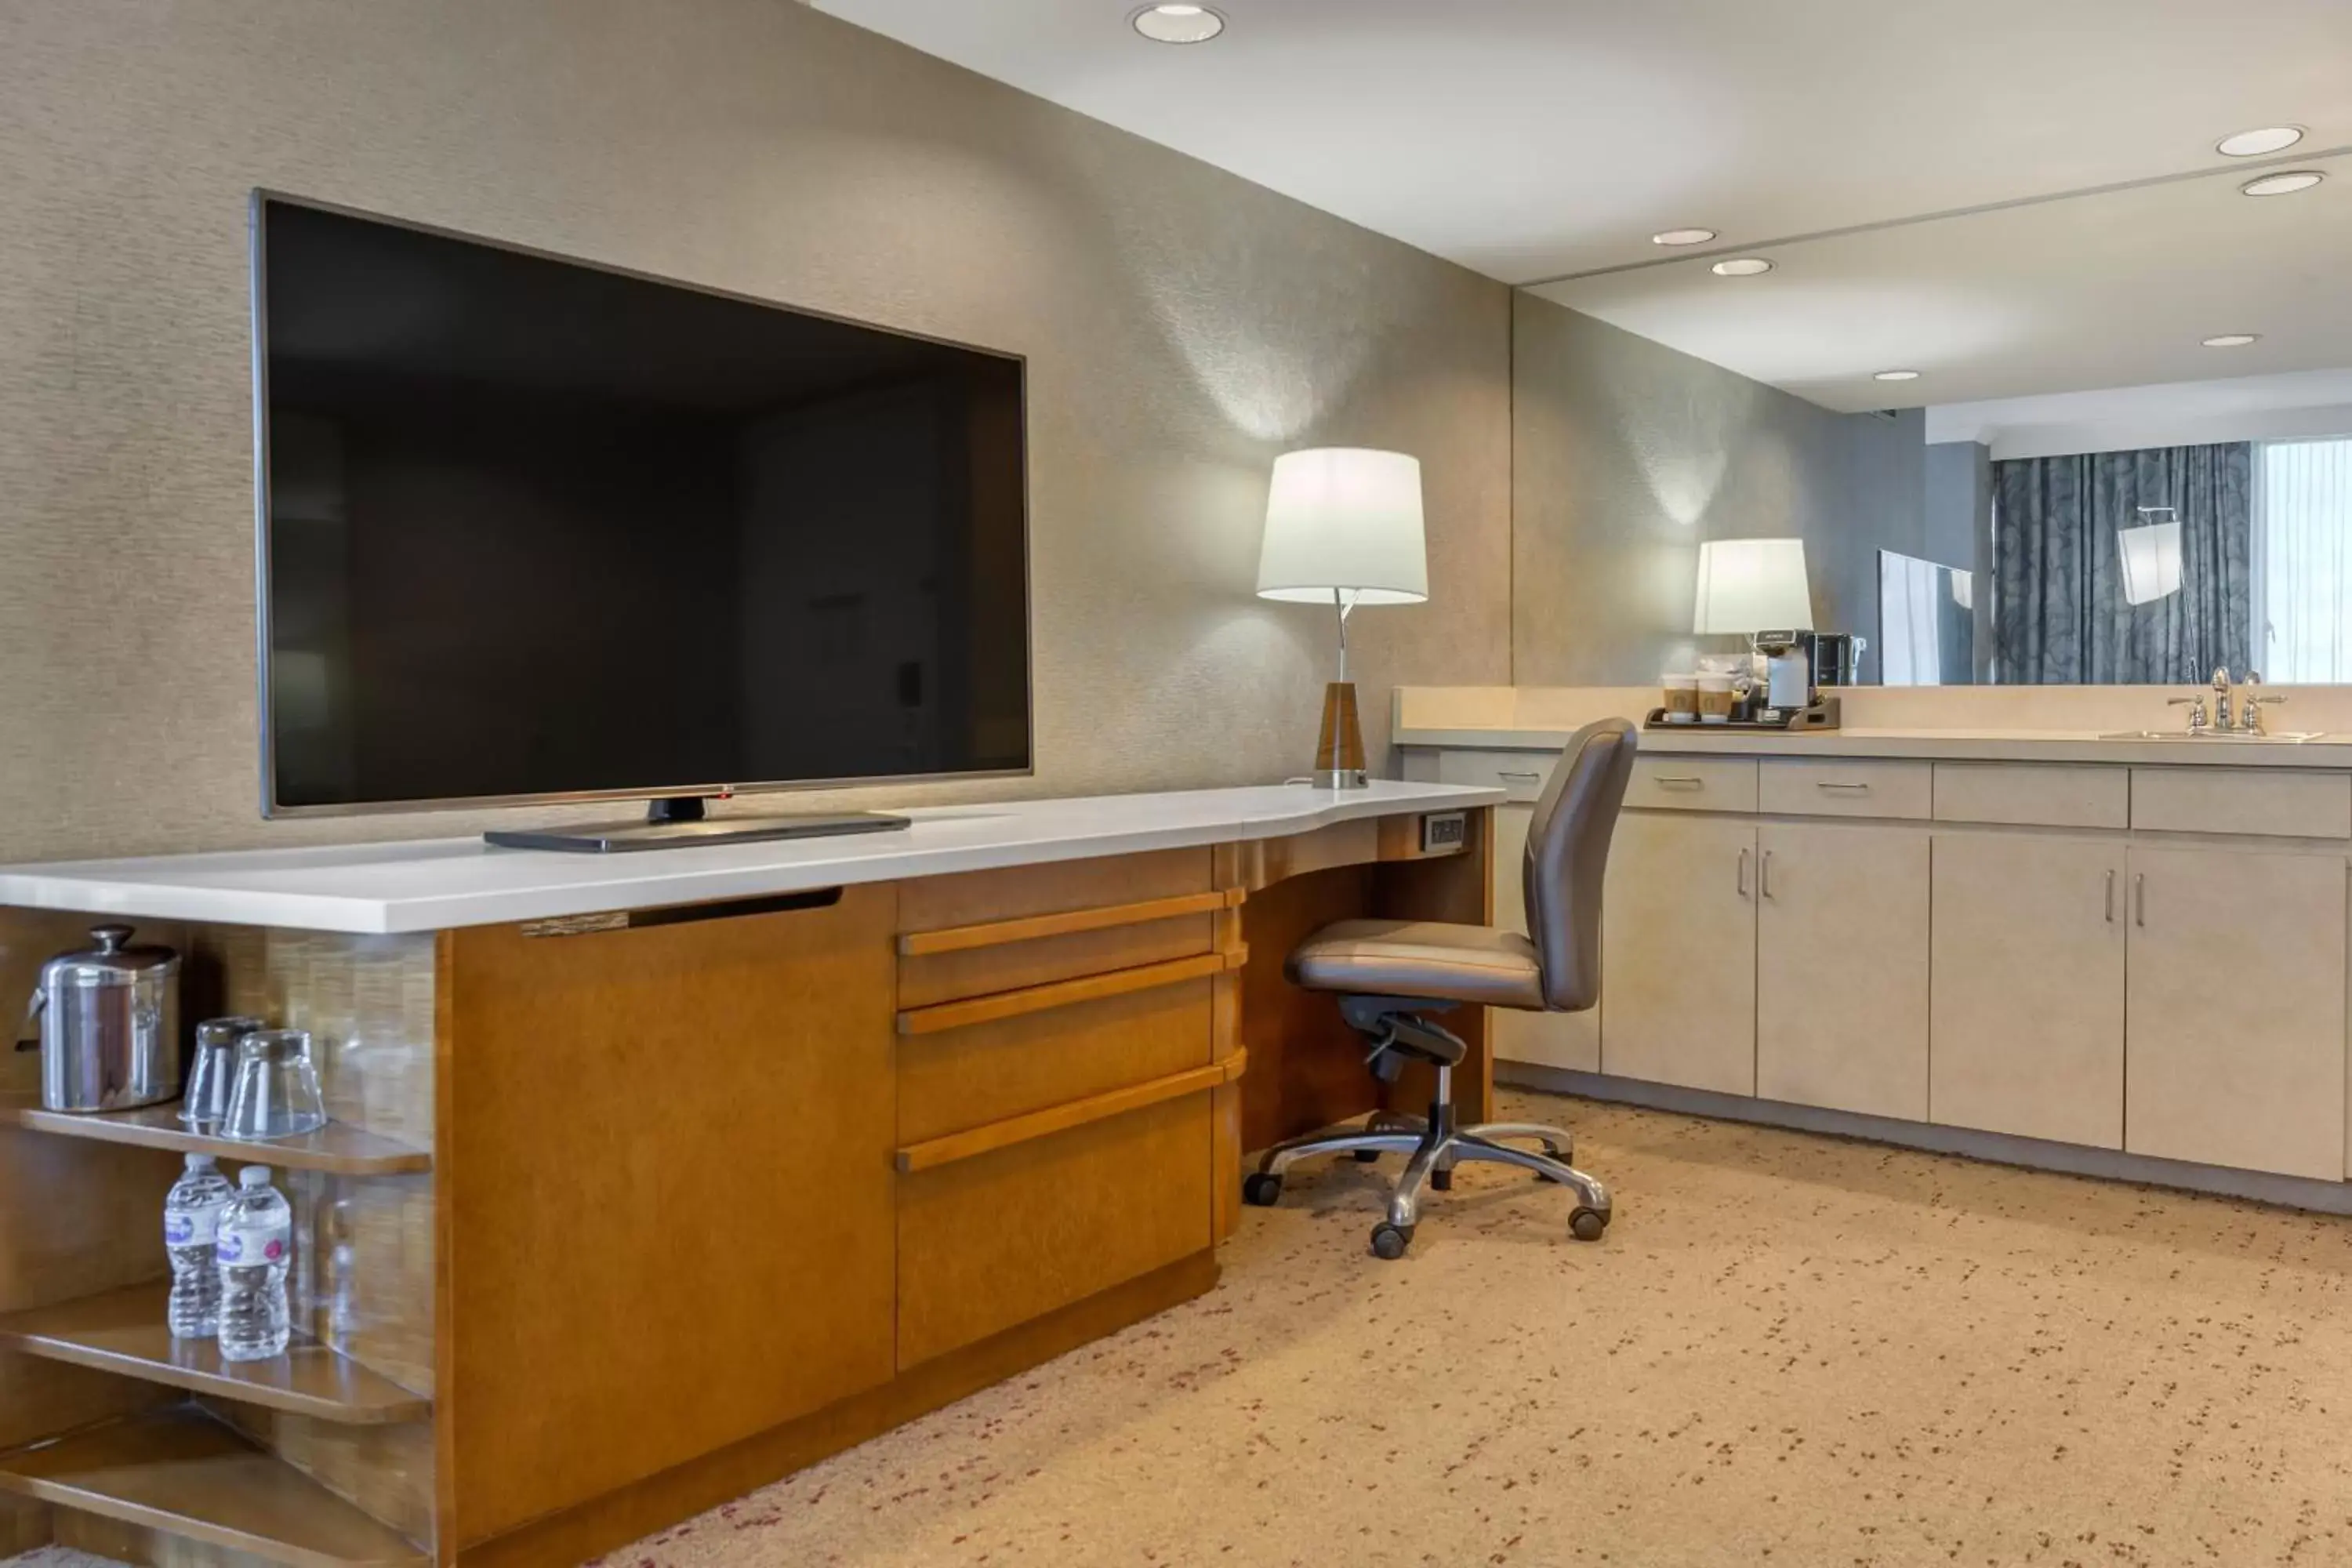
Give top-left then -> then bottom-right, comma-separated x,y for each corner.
813,0 -> 2352,409
1537,154 -> 2352,411
1927,368 -> 2352,459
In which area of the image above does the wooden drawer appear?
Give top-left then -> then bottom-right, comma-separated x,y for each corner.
896,1093 -> 1213,1367
1625,756 -> 1758,813
1759,758 -> 1932,819
899,912 -> 1214,1009
1434,748 -> 1555,803
1933,763 -> 2129,829
898,978 -> 1214,1144
898,847 -> 1211,932
2131,767 -> 2352,839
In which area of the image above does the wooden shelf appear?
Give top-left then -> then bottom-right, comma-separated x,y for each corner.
0,1094 -> 430,1176
0,1405 -> 426,1568
0,1284 -> 430,1425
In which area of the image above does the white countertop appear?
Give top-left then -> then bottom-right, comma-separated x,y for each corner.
0,782 -> 1501,935
1397,722 -> 2352,770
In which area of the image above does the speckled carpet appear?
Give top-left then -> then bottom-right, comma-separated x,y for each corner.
14,1092 -> 2352,1567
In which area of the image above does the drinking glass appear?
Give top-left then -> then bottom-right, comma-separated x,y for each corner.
223,1029 -> 328,1140
180,1015 -> 267,1129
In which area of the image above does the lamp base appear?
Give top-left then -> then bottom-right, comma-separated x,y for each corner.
1312,681 -> 1370,790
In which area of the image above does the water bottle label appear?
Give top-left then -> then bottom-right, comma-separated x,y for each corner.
217,1221 -> 292,1266
165,1201 -> 227,1247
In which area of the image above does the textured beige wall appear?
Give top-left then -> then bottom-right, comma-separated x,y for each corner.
1512,292 -> 1927,686
0,0 -> 1511,862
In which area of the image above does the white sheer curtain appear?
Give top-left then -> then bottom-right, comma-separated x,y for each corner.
2260,437 -> 2352,681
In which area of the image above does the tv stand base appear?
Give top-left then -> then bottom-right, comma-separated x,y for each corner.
485,800 -> 910,853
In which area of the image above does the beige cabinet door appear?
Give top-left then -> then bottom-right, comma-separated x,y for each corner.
1599,812 -> 1757,1094
1488,801 -> 1599,1070
2125,846 -> 2347,1181
1929,833 -> 2126,1148
1755,821 -> 1930,1120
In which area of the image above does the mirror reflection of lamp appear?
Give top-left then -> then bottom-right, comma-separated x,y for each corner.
2118,506 -> 2184,606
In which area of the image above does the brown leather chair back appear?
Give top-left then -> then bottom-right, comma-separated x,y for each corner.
1521,717 -> 1638,1011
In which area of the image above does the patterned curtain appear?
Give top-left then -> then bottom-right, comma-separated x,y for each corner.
1991,443 -> 2253,684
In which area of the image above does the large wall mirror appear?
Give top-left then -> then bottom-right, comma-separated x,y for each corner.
1511,132 -> 2350,688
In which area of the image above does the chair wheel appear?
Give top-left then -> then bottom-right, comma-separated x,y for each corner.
1569,1207 -> 1609,1243
1430,1167 -> 1453,1192
1352,1148 -> 1381,1163
1370,1222 -> 1413,1260
1242,1172 -> 1283,1207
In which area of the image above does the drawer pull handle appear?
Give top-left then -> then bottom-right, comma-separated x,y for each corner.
1651,776 -> 1705,789
897,951 -> 1232,1035
895,1050 -> 1249,1173
898,889 -> 1231,956
1498,771 -> 1544,783
1816,781 -> 1871,793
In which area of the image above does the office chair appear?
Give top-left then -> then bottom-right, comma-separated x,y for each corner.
1242,717 -> 1637,1258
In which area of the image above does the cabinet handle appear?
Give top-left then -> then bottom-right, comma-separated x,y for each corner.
1498,771 -> 1543,783
2134,872 -> 2146,927
2104,868 -> 2115,924
1816,780 -> 1871,793
1760,848 -> 1775,899
1737,846 -> 1750,898
1651,775 -> 1704,789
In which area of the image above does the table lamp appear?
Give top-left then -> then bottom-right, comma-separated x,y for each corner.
1693,537 -> 1813,635
1256,448 -> 1428,788
2118,507 -> 2183,606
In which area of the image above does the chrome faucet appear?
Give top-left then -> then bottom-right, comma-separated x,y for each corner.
2212,666 -> 2234,733
2239,670 -> 2288,735
2169,693 -> 2210,733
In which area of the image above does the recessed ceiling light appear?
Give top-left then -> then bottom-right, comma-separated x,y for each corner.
2202,333 -> 2261,348
1652,227 -> 1717,247
1711,257 -> 1773,278
2241,169 -> 2325,197
1131,3 -> 1225,43
2217,126 -> 2305,158
1873,370 -> 1922,382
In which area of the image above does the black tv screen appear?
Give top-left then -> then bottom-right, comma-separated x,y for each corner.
255,196 -> 1031,815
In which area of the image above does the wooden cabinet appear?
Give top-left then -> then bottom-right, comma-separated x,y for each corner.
2124,845 -> 2348,1181
1487,802 -> 1598,1071
1599,813 -> 1757,1094
441,887 -> 902,1548
1755,822 -> 1929,1120
1438,738 -> 2352,1192
1929,833 -> 2126,1148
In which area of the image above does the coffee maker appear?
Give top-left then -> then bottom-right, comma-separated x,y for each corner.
1806,631 -> 1865,691
1752,629 -> 1859,727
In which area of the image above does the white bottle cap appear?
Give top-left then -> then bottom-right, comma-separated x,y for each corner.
185,1153 -> 216,1171
238,1165 -> 274,1188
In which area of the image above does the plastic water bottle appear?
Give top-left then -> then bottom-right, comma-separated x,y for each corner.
216,1166 -> 293,1362
162,1154 -> 235,1339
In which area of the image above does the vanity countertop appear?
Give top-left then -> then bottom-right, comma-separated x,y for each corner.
1396,721 -> 2352,770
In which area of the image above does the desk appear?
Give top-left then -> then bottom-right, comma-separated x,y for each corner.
0,781 -> 1497,1568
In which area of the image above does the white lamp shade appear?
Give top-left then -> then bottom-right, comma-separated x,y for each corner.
1255,448 -> 1428,604
2117,521 -> 2183,606
1693,537 -> 1813,633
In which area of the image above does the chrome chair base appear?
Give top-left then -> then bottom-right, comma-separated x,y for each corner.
1241,1065 -> 1611,1257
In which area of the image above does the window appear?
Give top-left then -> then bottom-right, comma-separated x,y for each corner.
2256,437 -> 2352,681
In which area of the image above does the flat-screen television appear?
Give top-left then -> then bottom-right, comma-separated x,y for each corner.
254,194 -> 1031,818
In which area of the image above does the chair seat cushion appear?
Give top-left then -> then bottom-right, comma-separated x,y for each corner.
1285,920 -> 1546,1010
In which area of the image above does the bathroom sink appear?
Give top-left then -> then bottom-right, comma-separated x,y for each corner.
2096,729 -> 2328,743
